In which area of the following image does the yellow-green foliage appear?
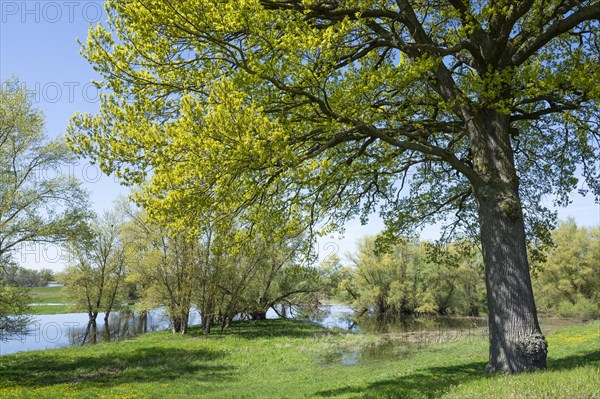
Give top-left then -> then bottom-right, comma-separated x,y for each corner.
1,80 -> 87,277
342,236 -> 485,316
61,211 -> 127,316
65,1 -> 600,373
67,0 -> 600,242
533,219 -> 600,320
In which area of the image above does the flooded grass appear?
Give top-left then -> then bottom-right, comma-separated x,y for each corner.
316,324 -> 485,367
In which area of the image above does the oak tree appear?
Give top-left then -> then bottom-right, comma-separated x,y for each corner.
68,0 -> 600,373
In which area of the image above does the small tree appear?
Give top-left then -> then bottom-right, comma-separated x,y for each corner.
239,234 -> 321,321
348,236 -> 421,316
62,211 -> 127,344
1,79 -> 88,336
0,257 -> 31,339
121,211 -> 196,334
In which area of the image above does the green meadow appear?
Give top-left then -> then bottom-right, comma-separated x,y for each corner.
28,286 -> 71,315
0,319 -> 597,399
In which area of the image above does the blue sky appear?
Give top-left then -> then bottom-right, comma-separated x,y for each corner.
1,1 -> 598,271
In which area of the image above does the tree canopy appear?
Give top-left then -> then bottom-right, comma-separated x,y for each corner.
1,80 -> 90,260
69,0 -> 599,238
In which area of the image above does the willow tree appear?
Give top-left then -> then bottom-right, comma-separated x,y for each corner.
68,0 -> 600,373
62,211 -> 127,344
1,81 -> 89,262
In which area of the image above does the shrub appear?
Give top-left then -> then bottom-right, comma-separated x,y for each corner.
557,297 -> 600,321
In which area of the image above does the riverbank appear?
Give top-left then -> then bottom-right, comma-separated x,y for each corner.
0,319 -> 597,398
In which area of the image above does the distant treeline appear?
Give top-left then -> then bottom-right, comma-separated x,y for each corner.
532,219 -> 599,320
327,219 -> 599,321
1,263 -> 54,287
324,237 -> 486,318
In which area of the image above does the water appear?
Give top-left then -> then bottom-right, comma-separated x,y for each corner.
306,303 -> 358,331
2,303 -> 547,357
321,341 -> 417,367
0,306 -> 287,355
307,304 -> 489,338
306,306 -> 489,366
0,309 -> 199,355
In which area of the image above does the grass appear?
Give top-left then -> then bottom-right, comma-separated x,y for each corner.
30,286 -> 62,293
27,286 -> 75,315
29,286 -> 64,302
0,319 -> 598,398
28,305 -> 71,315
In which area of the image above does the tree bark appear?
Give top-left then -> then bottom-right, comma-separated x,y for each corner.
81,321 -> 91,346
470,111 -> 547,373
180,307 -> 190,334
201,314 -> 213,334
250,311 -> 267,321
103,319 -> 111,342
170,304 -> 190,334
172,317 -> 181,333
90,319 -> 97,345
477,191 -> 547,373
139,311 -> 148,333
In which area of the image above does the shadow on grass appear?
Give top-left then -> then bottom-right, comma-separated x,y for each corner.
318,360 -> 488,399
548,349 -> 600,370
0,346 -> 233,388
317,349 -> 600,399
188,318 -> 330,340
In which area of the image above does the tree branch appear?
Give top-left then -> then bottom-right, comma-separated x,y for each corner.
510,2 -> 600,66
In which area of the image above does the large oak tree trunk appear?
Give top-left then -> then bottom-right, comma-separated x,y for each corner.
471,111 -> 547,373
476,191 -> 547,373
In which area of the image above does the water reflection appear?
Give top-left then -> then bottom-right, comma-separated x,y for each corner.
354,312 -> 488,337
322,343 -> 413,367
312,306 -> 490,366
2,303 -> 490,356
0,308 -> 201,355
305,303 -> 358,331
305,304 -> 488,341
